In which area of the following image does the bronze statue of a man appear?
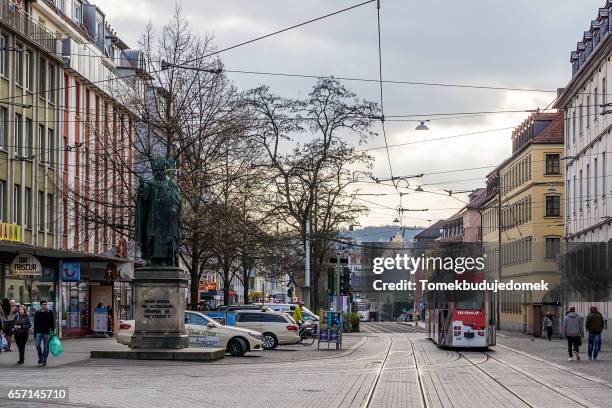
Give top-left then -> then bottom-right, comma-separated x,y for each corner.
135,158 -> 181,266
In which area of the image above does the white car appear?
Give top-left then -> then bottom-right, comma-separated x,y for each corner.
234,310 -> 300,350
116,311 -> 263,356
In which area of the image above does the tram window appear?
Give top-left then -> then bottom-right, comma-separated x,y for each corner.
455,291 -> 484,310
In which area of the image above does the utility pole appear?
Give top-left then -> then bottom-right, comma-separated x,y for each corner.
303,219 -> 311,309
496,186 -> 502,330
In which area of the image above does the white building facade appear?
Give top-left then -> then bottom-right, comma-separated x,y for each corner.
555,1 -> 612,341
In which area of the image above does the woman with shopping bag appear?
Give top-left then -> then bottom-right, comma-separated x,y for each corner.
13,305 -> 31,365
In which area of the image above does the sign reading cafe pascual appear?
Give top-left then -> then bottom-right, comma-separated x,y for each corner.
10,254 -> 42,276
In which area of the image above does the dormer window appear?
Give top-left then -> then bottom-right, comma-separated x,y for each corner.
73,0 -> 82,25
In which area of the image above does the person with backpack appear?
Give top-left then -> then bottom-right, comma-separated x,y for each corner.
13,305 -> 31,365
586,305 -> 605,360
543,314 -> 554,341
33,300 -> 55,367
563,306 -> 584,361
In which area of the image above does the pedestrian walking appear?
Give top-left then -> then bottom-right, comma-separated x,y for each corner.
13,305 -> 31,365
543,314 -> 554,341
33,300 -> 55,367
586,305 -> 605,361
4,300 -> 17,352
563,306 -> 584,361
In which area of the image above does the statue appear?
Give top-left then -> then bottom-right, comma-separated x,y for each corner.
134,157 -> 181,267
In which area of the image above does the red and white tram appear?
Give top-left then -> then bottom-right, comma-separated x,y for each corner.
427,271 -> 496,348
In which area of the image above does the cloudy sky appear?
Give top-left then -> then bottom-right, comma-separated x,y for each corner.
98,0 -> 601,227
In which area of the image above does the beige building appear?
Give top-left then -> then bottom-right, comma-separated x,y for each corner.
481,113 -> 565,335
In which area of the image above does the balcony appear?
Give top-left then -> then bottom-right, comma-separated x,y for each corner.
0,0 -> 59,56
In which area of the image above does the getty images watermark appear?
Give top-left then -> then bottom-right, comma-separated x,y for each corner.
371,254 -> 549,292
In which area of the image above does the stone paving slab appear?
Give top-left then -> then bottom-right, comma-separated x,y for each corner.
497,330 -> 612,383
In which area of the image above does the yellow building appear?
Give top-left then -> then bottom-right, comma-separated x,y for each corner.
481,113 -> 564,335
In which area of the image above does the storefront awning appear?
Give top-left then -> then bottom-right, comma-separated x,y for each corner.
0,242 -> 135,264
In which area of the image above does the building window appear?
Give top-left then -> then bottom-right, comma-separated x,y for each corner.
594,88 -> 598,121
545,195 -> 561,217
47,64 -> 55,103
14,113 -> 21,155
603,152 -> 607,198
25,50 -> 33,91
38,191 -> 45,231
545,237 -> 561,259
15,44 -> 23,86
13,184 -> 21,224
38,58 -> 46,96
47,128 -> 54,164
595,157 -> 599,200
573,175 -> 577,213
586,164 -> 591,206
587,95 -> 591,129
0,35 -> 7,77
38,124 -> 44,159
545,154 -> 560,175
0,106 -> 6,149
24,118 -> 32,157
24,187 -> 31,228
0,180 -> 4,221
73,0 -> 83,25
572,109 -> 576,142
566,179 -> 571,217
603,78 -> 607,106
579,104 -> 584,133
47,194 -> 54,233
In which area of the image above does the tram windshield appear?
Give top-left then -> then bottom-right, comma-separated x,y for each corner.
455,290 -> 484,310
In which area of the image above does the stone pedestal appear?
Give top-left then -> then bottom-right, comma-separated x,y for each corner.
131,266 -> 189,349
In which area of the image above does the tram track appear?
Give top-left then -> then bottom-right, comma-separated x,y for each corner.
460,351 -> 592,408
361,337 -> 394,408
496,343 -> 612,389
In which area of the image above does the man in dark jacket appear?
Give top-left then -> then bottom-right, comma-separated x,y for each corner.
563,306 -> 584,361
34,300 -> 55,367
586,305 -> 605,360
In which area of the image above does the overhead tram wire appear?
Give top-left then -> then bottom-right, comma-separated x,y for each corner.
162,0 -> 375,72
374,0 -> 397,193
0,0 -> 376,104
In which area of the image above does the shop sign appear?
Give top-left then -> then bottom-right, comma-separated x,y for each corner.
39,267 -> 55,282
10,254 -> 42,276
1,222 -> 22,242
60,261 -> 81,282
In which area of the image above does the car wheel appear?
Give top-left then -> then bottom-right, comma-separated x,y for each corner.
262,332 -> 278,350
227,337 -> 247,357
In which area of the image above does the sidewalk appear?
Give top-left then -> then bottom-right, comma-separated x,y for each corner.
397,320 -> 426,329
0,336 -> 126,368
497,330 -> 612,382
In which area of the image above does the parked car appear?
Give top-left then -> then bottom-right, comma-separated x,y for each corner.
115,311 -> 263,357
234,310 -> 300,350
215,305 -> 272,312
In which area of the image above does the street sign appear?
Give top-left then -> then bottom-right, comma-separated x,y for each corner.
10,254 -> 42,276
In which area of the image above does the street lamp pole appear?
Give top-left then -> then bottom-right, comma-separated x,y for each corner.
336,252 -> 341,313
303,219 -> 311,309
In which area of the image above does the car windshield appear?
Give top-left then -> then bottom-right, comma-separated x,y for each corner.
189,312 -> 222,328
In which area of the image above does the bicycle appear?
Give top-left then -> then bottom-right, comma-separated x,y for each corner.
297,322 -> 316,346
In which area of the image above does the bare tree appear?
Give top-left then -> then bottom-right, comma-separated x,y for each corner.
248,79 -> 376,308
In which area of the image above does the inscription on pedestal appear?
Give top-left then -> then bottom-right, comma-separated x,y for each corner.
143,299 -> 175,319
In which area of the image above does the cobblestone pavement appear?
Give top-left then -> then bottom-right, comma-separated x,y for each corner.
1,323 -> 611,407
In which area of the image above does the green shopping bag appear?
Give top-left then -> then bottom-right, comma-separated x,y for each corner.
49,331 -> 62,357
